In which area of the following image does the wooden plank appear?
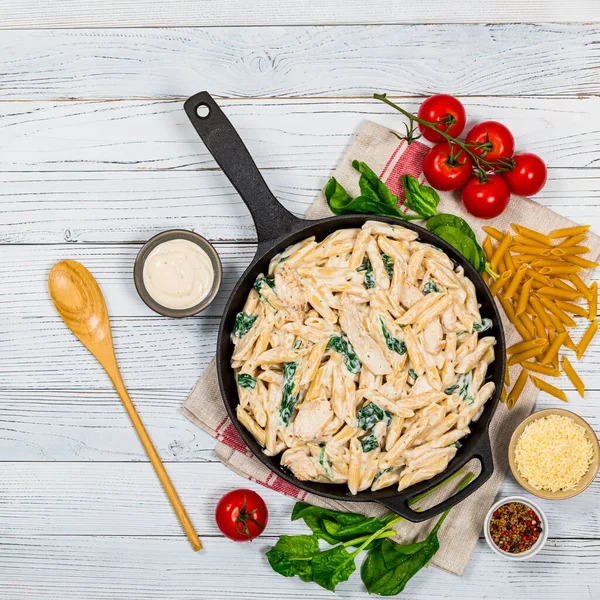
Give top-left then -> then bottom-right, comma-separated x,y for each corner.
2,315 -> 599,391
3,168 -> 600,244
1,98 -> 598,173
0,244 -> 256,316
1,0 -> 599,28
0,463 -> 597,539
0,389 -> 217,462
0,536 -> 598,600
0,25 -> 598,100
1,240 -> 598,317
1,387 -> 598,462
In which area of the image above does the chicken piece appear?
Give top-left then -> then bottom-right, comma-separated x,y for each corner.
293,399 -> 334,441
339,294 -> 392,375
281,447 -> 319,481
422,317 -> 443,355
274,262 -> 307,321
399,280 -> 424,309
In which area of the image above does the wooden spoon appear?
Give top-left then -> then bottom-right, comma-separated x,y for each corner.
48,260 -> 202,552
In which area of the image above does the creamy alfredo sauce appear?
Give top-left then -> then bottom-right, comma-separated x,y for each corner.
143,239 -> 214,310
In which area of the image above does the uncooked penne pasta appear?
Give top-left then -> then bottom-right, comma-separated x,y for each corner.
549,224 -> 590,239
562,356 -> 585,397
511,224 -> 553,246
588,282 -> 598,321
577,318 -> 598,360
506,368 -> 528,410
531,376 -> 567,402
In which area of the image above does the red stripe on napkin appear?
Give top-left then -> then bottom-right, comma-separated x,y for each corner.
382,140 -> 429,206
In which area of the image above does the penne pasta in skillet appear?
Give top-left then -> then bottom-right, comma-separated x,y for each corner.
232,222 -> 497,494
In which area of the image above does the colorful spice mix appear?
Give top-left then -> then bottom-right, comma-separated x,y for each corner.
489,502 -> 542,554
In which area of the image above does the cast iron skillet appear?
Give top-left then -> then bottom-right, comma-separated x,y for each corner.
184,91 -> 506,522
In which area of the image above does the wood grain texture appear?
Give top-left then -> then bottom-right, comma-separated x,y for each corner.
1,12 -> 600,597
1,0 -> 599,28
3,315 -> 600,392
0,536 -> 597,600
0,463 -> 597,538
1,25 -> 598,99
1,98 -> 598,173
0,388 -> 598,463
2,168 -> 599,243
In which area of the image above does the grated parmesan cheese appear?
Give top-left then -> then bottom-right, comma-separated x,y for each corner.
515,414 -> 594,492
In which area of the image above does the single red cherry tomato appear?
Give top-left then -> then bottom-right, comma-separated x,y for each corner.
465,121 -> 515,165
417,94 -> 467,143
461,174 -> 511,219
215,489 -> 268,542
502,152 -> 547,196
422,142 -> 473,191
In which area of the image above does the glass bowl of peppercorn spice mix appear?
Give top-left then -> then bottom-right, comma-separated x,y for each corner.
484,496 -> 548,560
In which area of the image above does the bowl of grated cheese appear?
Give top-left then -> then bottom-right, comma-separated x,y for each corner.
509,409 -> 599,500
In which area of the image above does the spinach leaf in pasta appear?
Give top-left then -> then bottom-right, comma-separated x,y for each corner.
233,312 -> 258,337
473,318 -> 493,332
357,403 -> 393,431
379,317 -> 406,355
382,253 -> 394,279
360,430 -> 379,453
327,335 -> 361,374
320,447 -> 334,479
280,362 -> 300,425
422,279 -> 439,295
237,373 -> 257,389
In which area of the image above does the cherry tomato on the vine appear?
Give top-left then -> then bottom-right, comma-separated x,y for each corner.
461,174 -> 511,219
465,121 -> 515,165
215,489 -> 268,542
422,142 -> 473,191
502,152 -> 547,196
417,94 -> 466,143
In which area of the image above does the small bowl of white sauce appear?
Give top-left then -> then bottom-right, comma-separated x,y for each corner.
134,230 -> 222,317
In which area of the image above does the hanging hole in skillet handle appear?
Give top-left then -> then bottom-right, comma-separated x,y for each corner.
376,430 -> 494,522
183,91 -> 303,252
196,103 -> 211,119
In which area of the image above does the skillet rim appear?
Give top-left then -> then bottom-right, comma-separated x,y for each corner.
216,213 -> 506,511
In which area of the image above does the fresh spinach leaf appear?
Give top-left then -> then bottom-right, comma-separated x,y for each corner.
382,253 -> 394,279
233,312 -> 258,338
379,317 -> 406,355
426,213 -> 476,241
474,318 -> 493,332
327,335 -> 361,373
279,361 -> 299,425
325,166 -> 407,220
422,279 -> 438,295
237,373 -> 256,389
311,545 -> 358,592
432,224 -> 484,273
266,534 -> 319,582
291,503 -> 370,545
361,430 -> 379,453
401,175 -> 440,218
357,402 -> 393,431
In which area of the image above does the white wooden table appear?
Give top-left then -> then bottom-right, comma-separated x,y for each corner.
1,4 -> 599,598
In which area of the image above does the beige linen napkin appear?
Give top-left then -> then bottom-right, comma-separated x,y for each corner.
183,120 -> 600,575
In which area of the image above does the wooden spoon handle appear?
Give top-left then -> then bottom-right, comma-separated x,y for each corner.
112,375 -> 202,551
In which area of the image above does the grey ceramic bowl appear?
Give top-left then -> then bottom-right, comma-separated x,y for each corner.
134,229 -> 222,317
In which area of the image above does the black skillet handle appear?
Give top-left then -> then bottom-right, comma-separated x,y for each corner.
376,429 -> 494,522
184,92 -> 303,250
